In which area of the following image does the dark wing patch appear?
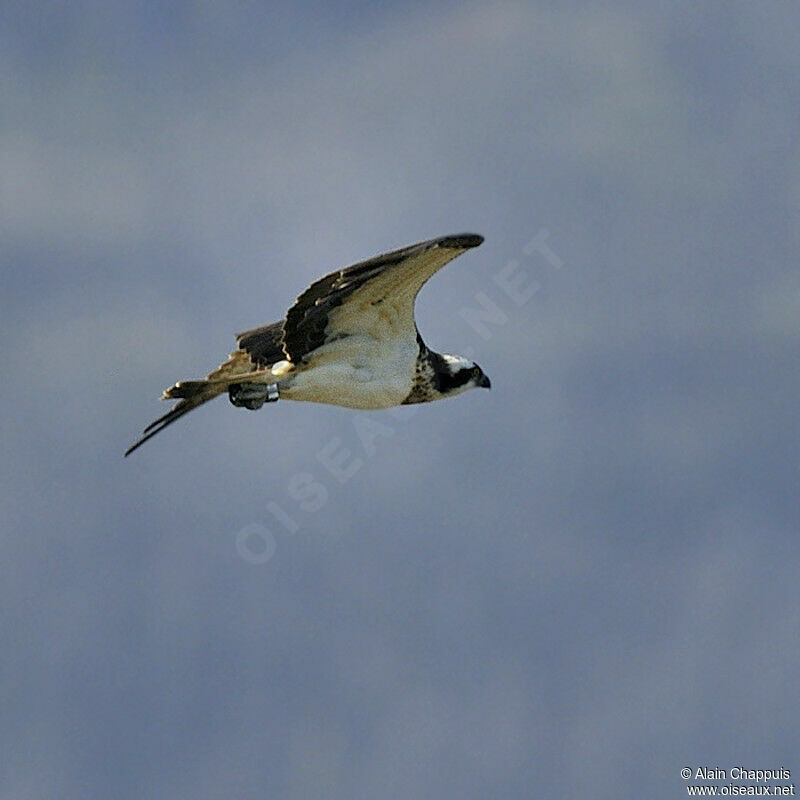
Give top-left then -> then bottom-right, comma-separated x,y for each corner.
235,320 -> 285,368
282,233 -> 483,363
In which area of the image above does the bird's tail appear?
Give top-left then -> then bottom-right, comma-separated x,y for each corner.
125,351 -> 271,457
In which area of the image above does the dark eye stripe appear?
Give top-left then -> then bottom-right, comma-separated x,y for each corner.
437,368 -> 473,392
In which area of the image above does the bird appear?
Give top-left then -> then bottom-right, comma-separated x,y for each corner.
125,233 -> 490,456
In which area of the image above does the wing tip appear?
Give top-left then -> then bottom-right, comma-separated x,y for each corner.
437,233 -> 484,250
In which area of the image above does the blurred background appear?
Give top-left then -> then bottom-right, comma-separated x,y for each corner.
2,3 -> 799,798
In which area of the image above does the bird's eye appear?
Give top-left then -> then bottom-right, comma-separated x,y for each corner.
472,367 -> 481,379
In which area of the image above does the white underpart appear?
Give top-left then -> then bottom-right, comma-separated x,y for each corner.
277,333 -> 418,409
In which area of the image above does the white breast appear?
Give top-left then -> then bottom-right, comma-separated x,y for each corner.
280,334 -> 417,409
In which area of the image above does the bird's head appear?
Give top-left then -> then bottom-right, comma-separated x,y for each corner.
435,354 -> 492,397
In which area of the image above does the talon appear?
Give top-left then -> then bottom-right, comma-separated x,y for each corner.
229,381 -> 279,409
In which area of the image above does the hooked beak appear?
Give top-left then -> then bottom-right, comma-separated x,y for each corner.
479,374 -> 491,389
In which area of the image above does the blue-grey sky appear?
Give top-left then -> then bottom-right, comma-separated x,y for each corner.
2,3 -> 799,798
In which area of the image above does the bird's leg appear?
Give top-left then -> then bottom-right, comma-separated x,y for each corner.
228,381 -> 280,410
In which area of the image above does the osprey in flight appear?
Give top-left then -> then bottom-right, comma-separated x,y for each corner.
125,233 -> 490,456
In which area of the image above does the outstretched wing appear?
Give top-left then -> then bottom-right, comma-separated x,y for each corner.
279,233 -> 483,363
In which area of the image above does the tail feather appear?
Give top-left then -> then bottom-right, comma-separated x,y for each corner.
124,392 -> 217,457
125,351 -> 274,457
162,380 -> 207,399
